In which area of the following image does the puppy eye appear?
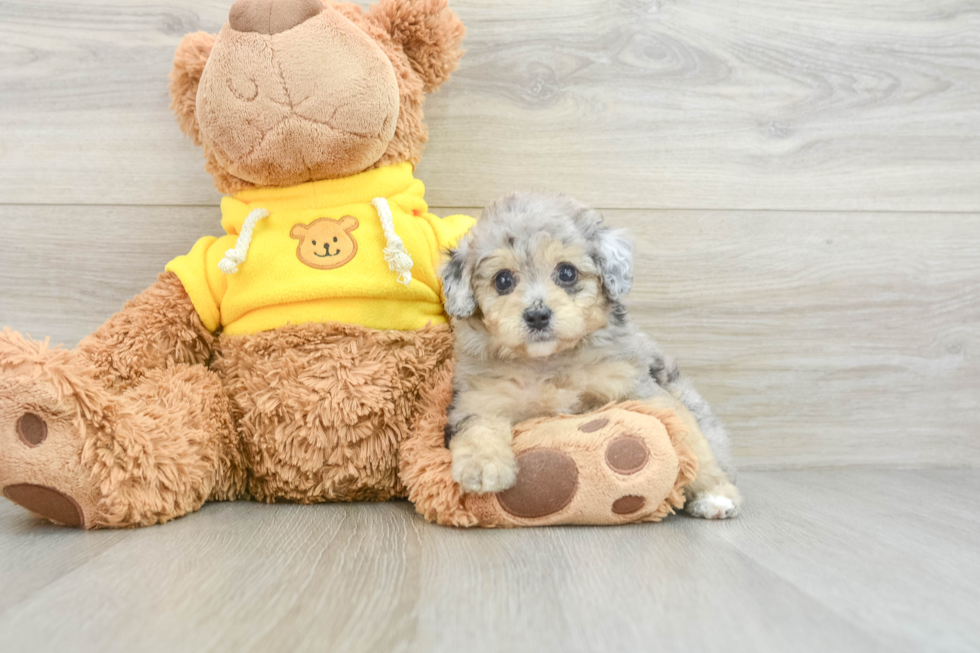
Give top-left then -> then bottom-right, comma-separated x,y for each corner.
493,270 -> 516,295
333,237 -> 338,243
312,240 -> 317,246
555,263 -> 578,287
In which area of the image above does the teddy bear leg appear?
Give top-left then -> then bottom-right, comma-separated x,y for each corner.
399,338 -> 483,527
0,273 -> 240,528
0,338 -> 242,528
91,363 -> 245,527
414,402 -> 698,528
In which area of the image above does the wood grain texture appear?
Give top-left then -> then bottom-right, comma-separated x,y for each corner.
2,204 -> 977,468
606,209 -> 980,469
0,470 -> 978,653
1,0 -> 979,210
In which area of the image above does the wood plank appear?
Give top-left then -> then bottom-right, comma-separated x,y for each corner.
2,470 -> 978,652
0,501 -> 132,613
2,204 -> 976,468
0,479 -> 901,653
0,0 -> 226,206
407,507 -> 892,653
1,0 -> 978,210
0,204 -> 221,344
0,501 -> 426,652
604,209 -> 980,469
728,469 -> 980,652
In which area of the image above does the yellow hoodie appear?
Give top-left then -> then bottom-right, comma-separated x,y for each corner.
166,163 -> 474,335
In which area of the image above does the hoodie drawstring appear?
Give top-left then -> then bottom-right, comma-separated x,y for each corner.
219,208 -> 269,275
371,197 -> 414,286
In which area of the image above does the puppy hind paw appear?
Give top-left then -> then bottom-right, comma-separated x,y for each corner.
685,492 -> 739,520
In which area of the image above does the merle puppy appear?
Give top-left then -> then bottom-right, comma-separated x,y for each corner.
440,192 -> 741,519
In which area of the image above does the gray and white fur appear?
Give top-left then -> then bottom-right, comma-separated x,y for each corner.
442,191 -> 741,519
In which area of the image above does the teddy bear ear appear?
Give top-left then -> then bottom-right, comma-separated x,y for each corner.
366,0 -> 465,93
339,215 -> 360,231
168,31 -> 216,145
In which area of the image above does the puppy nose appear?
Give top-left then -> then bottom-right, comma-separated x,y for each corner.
229,0 -> 322,35
523,306 -> 553,331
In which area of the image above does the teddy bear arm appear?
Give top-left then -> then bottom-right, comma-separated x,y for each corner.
410,401 -> 700,527
76,271 -> 216,392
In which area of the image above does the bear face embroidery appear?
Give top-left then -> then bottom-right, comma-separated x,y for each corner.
289,216 -> 360,270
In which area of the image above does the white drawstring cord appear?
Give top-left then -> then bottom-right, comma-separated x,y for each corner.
219,208 -> 269,274
371,197 -> 414,286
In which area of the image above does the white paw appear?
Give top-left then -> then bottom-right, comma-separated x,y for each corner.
451,445 -> 518,494
686,493 -> 738,520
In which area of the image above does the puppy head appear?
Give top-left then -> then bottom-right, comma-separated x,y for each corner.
442,192 -> 634,359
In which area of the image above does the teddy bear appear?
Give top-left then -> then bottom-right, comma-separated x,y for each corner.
0,0 -> 698,529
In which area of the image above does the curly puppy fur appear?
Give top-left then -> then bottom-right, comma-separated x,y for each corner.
441,192 -> 741,519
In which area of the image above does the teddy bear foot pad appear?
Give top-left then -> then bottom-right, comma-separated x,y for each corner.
0,373 -> 101,529
461,404 -> 697,527
3,482 -> 85,528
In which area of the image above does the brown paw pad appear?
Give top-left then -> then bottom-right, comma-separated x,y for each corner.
605,435 -> 649,475
16,413 -> 48,447
578,418 -> 609,433
497,448 -> 579,519
3,484 -> 85,527
612,495 -> 646,515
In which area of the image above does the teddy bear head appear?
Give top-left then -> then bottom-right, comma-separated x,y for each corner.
169,0 -> 465,194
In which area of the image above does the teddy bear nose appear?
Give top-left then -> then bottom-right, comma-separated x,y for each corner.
229,0 -> 323,35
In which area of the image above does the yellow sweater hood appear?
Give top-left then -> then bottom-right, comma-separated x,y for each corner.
166,163 -> 475,335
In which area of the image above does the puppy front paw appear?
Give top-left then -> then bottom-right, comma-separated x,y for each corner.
451,442 -> 518,494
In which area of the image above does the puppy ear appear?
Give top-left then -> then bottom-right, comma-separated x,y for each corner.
339,215 -> 360,231
367,0 -> 465,93
592,225 -> 634,301
440,242 -> 477,318
169,31 -> 215,145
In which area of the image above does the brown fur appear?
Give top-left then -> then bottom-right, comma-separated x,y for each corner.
0,317 -> 243,528
408,397 -> 700,528
168,31 -> 215,147
0,0 -> 467,528
78,272 -> 215,392
399,352 -> 480,526
170,0 -> 465,194
0,272 -> 457,527
215,321 -> 455,504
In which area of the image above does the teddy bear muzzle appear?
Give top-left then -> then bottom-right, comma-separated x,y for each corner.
229,0 -> 323,35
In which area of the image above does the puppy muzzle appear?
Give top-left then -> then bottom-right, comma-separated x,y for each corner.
523,304 -> 553,332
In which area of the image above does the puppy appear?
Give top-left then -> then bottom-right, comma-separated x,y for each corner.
440,192 -> 741,519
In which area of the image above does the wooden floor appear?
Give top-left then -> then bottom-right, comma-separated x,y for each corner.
0,469 -> 977,653
1,1 -> 979,651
